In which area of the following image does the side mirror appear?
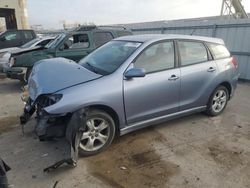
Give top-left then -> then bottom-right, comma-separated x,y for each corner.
124,68 -> 146,79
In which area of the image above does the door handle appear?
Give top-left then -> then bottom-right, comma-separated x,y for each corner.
207,67 -> 216,72
168,75 -> 179,81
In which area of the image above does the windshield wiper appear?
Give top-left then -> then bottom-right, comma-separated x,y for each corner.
85,62 -> 99,74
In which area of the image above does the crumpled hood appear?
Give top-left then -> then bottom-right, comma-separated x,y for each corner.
28,58 -> 102,100
11,46 -> 44,56
0,47 -> 19,54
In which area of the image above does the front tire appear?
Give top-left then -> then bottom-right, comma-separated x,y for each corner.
78,110 -> 116,156
206,86 -> 229,116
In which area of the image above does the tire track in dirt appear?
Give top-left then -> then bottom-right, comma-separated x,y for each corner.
85,128 -> 180,188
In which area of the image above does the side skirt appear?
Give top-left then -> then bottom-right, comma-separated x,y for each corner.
120,106 -> 207,136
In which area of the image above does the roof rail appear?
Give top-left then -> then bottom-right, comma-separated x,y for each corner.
75,24 -> 129,31
76,25 -> 97,31
97,25 -> 128,30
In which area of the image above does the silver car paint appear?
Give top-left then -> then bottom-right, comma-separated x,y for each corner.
30,34 -> 238,134
29,58 -> 101,100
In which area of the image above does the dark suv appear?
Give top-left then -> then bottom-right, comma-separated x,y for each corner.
5,26 -> 132,81
0,30 -> 36,49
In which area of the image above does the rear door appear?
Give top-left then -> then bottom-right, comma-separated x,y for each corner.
55,32 -> 93,62
124,40 -> 180,124
177,40 -> 218,111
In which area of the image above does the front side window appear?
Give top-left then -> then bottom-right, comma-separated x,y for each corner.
207,43 -> 230,60
178,41 -> 208,66
79,41 -> 141,75
134,41 -> 175,73
61,34 -> 89,50
93,32 -> 113,48
2,31 -> 20,41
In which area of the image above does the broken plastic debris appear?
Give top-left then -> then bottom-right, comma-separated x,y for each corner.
42,153 -> 48,157
120,166 -> 127,170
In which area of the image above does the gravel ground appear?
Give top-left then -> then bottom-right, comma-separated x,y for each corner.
0,78 -> 249,188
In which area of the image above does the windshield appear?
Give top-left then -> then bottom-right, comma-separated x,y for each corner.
45,33 -> 66,49
21,38 -> 41,48
79,40 -> 141,75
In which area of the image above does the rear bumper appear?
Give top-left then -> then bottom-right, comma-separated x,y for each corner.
230,73 -> 240,99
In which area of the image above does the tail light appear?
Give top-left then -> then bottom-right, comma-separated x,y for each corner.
231,56 -> 238,69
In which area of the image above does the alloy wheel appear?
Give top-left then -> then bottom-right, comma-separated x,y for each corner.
80,117 -> 110,152
212,89 -> 227,113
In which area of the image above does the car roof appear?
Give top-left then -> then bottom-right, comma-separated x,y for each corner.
115,34 -> 225,45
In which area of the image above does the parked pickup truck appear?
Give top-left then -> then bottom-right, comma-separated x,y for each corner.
0,30 -> 36,49
0,36 -> 55,72
4,26 -> 132,82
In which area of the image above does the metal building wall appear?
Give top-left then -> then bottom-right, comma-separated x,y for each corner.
126,18 -> 250,80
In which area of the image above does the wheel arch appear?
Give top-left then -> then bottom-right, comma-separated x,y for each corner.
219,81 -> 232,99
206,81 -> 232,106
87,104 -> 120,135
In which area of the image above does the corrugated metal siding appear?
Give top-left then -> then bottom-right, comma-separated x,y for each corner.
124,17 -> 250,80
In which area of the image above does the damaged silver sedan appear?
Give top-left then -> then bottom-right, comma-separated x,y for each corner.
20,34 -> 238,163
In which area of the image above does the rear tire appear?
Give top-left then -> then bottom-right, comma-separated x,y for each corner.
206,85 -> 229,116
78,109 -> 116,157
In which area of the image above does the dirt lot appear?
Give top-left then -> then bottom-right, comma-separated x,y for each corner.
0,78 -> 249,188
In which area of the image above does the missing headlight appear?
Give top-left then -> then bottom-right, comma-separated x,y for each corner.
36,94 -> 63,109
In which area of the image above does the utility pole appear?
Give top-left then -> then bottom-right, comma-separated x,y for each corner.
220,0 -> 248,19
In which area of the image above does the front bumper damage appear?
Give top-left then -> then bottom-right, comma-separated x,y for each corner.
20,97 -> 87,172
3,63 -> 25,81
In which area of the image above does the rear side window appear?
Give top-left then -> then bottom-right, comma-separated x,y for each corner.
178,41 -> 208,66
93,32 -> 114,48
61,34 -> 90,50
207,43 -> 230,60
117,30 -> 132,37
24,31 -> 34,40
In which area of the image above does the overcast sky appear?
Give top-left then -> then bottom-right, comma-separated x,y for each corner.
27,0 -> 250,29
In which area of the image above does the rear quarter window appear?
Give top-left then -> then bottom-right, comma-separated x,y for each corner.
207,43 -> 230,60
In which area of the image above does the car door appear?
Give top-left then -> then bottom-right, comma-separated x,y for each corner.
177,40 -> 218,111
55,32 -> 93,62
124,41 -> 180,124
